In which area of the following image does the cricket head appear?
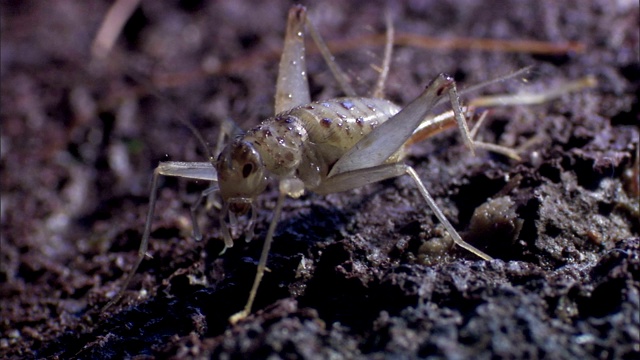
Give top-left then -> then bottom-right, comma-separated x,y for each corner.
216,139 -> 268,215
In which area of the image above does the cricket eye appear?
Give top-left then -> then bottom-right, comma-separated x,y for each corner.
242,163 -> 254,178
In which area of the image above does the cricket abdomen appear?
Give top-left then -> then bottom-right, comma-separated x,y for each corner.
295,97 -> 399,149
291,97 -> 401,164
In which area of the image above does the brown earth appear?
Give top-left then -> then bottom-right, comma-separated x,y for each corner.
1,0 -> 638,359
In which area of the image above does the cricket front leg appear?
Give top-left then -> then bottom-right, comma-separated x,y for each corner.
101,168 -> 161,312
102,161 -> 218,312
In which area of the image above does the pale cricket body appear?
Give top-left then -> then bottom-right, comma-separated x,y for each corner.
102,5 -> 596,323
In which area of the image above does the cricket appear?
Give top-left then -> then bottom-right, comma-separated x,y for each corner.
102,5 -> 595,323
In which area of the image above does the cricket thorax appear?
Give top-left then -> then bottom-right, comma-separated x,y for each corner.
242,113 -> 312,178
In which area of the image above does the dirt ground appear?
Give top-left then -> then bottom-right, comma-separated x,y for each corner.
1,0 -> 638,359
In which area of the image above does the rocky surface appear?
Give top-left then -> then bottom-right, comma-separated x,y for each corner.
1,0 -> 638,359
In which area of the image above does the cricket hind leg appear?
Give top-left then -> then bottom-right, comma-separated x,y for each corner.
404,166 -> 491,260
462,75 -> 597,160
468,110 -> 522,160
407,108 -> 522,160
316,163 -> 493,260
316,75 -> 494,260
407,74 -> 599,160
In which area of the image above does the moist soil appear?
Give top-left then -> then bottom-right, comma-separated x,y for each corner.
1,1 -> 638,359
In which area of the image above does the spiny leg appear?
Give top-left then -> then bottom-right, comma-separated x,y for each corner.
228,191 -> 284,324
446,81 -> 475,154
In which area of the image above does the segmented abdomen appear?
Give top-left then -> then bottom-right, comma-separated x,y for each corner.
292,97 -> 400,154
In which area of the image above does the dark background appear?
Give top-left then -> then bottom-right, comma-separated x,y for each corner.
1,0 -> 638,358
